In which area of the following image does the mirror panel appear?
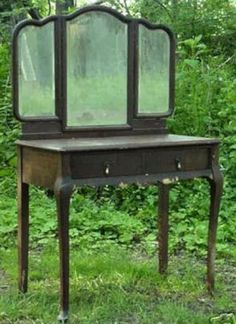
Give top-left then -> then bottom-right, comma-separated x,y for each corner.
138,26 -> 170,115
66,12 -> 128,127
18,23 -> 55,118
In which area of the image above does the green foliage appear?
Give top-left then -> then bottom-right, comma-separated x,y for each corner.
131,0 -> 236,56
0,43 -> 19,180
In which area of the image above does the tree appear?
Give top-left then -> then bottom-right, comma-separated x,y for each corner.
56,0 -> 75,14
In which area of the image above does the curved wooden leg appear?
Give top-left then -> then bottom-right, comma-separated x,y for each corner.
158,182 -> 170,274
18,181 -> 29,293
18,147 -> 29,293
54,180 -> 73,322
207,165 -> 223,294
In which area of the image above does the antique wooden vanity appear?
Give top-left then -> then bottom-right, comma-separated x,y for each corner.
12,5 -> 223,321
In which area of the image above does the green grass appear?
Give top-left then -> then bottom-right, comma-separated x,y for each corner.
0,245 -> 235,323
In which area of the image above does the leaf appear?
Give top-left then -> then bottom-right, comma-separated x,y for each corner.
0,168 -> 11,177
184,59 -> 199,68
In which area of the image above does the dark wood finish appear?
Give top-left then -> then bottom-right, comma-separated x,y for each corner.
16,134 -> 219,151
15,135 -> 223,320
17,146 -> 29,293
22,147 -> 59,189
16,144 -> 223,320
207,148 -> 223,294
158,182 -> 170,274
12,5 -> 175,138
20,123 -> 168,140
12,16 -> 60,123
55,180 -> 73,321
70,146 -> 210,179
12,6 -> 224,321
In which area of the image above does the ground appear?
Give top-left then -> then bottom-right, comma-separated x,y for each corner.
0,244 -> 235,323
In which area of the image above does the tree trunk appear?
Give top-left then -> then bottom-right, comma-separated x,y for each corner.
56,0 -> 75,14
171,0 -> 178,21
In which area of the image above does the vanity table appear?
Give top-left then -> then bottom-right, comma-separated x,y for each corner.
13,5 -> 223,321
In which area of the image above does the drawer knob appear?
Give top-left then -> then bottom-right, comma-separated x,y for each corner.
175,158 -> 182,170
104,164 -> 110,175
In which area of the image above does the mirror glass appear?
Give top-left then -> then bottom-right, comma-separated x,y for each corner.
138,26 -> 170,115
67,12 -> 128,127
18,23 -> 55,117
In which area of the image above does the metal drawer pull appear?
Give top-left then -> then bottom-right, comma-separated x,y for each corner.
175,158 -> 182,170
104,163 -> 110,175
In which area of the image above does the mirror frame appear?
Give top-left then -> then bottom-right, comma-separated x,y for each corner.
136,23 -> 173,117
12,5 -> 175,138
12,16 -> 60,122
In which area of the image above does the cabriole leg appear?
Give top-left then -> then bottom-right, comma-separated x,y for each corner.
158,182 -> 170,274
55,181 -> 73,322
18,181 -> 29,293
207,166 -> 223,294
18,147 -> 29,293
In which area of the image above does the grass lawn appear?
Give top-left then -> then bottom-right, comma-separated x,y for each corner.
0,244 -> 235,323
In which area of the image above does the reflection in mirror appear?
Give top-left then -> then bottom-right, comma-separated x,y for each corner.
18,23 -> 55,117
138,26 -> 170,115
67,12 -> 128,127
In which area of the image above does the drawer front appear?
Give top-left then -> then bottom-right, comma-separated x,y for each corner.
71,147 -> 210,179
71,150 -> 144,179
145,147 -> 210,174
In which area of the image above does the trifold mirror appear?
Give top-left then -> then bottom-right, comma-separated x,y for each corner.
13,6 -> 175,131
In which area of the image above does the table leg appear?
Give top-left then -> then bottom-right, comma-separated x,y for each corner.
55,181 -> 73,322
18,180 -> 29,293
158,182 -> 170,274
18,146 -> 29,293
207,166 -> 223,294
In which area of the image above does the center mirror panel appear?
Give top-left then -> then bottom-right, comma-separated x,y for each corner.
66,12 -> 128,127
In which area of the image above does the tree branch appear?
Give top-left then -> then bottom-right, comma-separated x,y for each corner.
93,1 -> 106,5
28,8 -> 42,19
123,0 -> 131,16
21,0 -> 42,19
155,0 -> 173,22
48,0 -> 52,16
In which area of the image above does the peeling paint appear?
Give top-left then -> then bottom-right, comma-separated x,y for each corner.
162,177 -> 179,184
162,178 -> 173,184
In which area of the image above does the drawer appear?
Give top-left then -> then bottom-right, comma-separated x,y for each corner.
71,150 -> 144,179
145,147 -> 210,174
70,147 -> 210,179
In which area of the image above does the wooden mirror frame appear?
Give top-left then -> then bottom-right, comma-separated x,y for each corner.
12,5 -> 175,139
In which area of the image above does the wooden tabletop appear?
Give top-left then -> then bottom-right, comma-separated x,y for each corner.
16,134 -> 219,152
